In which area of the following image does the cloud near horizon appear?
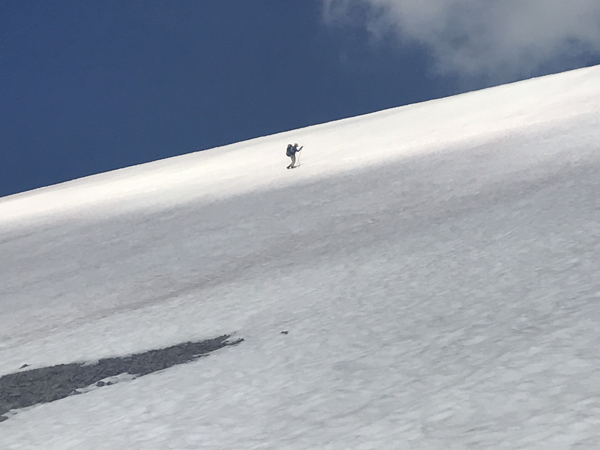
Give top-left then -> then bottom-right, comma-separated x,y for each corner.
322,0 -> 600,81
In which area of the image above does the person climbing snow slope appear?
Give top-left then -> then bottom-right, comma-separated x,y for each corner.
286,143 -> 303,169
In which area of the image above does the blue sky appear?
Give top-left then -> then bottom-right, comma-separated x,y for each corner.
2,0 -> 600,198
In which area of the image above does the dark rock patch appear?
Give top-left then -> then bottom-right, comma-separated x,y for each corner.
0,334 -> 242,422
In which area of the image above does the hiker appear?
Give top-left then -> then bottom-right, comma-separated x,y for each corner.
286,143 -> 303,169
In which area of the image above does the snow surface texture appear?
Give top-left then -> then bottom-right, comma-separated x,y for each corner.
1,66 -> 600,448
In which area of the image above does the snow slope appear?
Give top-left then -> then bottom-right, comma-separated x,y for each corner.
1,65 -> 600,449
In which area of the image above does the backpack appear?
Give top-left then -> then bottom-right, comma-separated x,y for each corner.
286,144 -> 294,157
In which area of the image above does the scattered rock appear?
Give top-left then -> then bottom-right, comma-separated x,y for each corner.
280,331 -> 289,335
19,364 -> 29,370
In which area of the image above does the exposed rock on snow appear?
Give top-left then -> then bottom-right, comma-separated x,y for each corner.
0,335 -> 242,422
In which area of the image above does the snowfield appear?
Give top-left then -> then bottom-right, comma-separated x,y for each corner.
1,65 -> 600,449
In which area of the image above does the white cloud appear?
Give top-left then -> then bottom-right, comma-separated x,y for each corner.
322,0 -> 600,80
